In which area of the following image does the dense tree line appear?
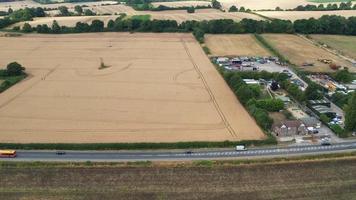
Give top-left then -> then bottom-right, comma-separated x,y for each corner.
0,7 -> 45,29
150,5 -> 211,11
345,92 -> 356,132
222,70 -> 290,130
331,68 -> 354,83
11,14 -> 356,36
294,15 -> 356,35
291,1 -> 356,11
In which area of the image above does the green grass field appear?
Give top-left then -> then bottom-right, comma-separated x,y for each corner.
310,34 -> 356,59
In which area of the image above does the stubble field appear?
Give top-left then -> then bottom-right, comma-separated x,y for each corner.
0,33 -> 264,143
262,34 -> 355,72
256,10 -> 356,21
0,157 -> 355,199
219,0 -> 319,10
0,0 -> 118,12
310,34 -> 356,59
204,34 -> 271,56
8,7 -> 264,28
151,1 -> 212,8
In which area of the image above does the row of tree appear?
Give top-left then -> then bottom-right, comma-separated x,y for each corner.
222,71 -> 290,130
292,1 -> 356,11
17,15 -> 356,36
228,6 -> 249,12
0,7 -> 46,29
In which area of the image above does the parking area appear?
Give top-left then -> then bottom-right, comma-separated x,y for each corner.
214,56 -> 308,90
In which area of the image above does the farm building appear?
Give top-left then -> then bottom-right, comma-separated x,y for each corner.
308,99 -> 331,107
273,120 -> 308,137
216,57 -> 229,65
300,117 -> 321,129
310,105 -> 336,119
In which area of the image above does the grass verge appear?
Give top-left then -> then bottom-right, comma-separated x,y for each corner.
0,137 -> 276,150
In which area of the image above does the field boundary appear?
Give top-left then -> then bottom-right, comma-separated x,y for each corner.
0,137 -> 277,150
181,39 -> 237,138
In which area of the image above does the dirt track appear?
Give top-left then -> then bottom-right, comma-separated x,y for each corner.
0,33 -> 264,143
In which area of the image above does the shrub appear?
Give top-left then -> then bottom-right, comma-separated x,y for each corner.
6,62 -> 25,76
193,28 -> 204,43
255,99 -> 284,112
22,23 -> 32,33
229,6 -> 238,12
187,7 -> 195,13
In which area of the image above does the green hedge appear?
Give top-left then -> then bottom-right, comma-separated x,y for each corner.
0,137 -> 277,150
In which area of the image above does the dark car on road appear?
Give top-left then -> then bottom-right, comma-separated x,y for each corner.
56,151 -> 66,155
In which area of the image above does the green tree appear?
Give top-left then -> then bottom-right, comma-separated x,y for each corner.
8,8 -> 13,14
304,83 -> 323,100
211,0 -> 221,9
255,99 -> 284,112
229,6 -> 238,12
332,68 -> 353,83
317,4 -> 324,10
22,23 -> 32,33
345,92 -> 356,131
35,7 -> 45,17
107,19 -> 115,30
51,20 -> 61,33
239,6 -> 245,12
320,114 -> 330,124
193,28 -> 204,43
187,7 -> 195,13
84,9 -> 95,16
6,62 -> 25,76
90,20 -> 104,32
74,5 -> 83,15
58,6 -> 70,16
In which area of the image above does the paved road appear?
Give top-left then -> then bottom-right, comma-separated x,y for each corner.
2,141 -> 356,162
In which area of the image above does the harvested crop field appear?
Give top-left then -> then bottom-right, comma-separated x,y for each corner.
9,16 -> 119,28
256,10 -> 356,21
262,34 -> 355,73
9,8 -> 264,28
310,34 -> 356,59
205,34 -> 271,56
152,1 -> 212,8
1,157 -> 356,199
149,9 -> 263,23
0,33 -> 264,143
0,0 -> 118,11
219,0 -> 318,10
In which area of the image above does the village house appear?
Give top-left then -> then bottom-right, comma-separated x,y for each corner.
273,120 -> 308,137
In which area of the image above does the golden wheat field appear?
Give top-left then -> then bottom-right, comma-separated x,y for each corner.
0,33 -> 264,143
205,34 -> 271,56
